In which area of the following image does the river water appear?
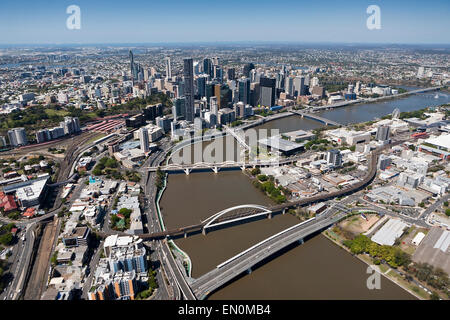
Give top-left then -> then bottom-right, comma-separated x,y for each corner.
160,91 -> 449,299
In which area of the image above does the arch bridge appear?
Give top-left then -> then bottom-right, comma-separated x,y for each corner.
201,204 -> 273,234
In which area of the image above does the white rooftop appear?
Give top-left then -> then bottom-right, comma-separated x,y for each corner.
424,134 -> 450,150
371,218 -> 408,246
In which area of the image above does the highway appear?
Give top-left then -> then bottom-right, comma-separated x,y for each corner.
190,209 -> 347,299
139,138 -> 196,300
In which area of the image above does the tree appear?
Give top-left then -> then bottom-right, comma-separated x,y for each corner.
445,209 -> 450,217
257,174 -> 268,182
429,292 -> 440,300
0,233 -> 13,246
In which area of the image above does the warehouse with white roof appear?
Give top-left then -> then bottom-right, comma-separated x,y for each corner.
371,218 -> 409,246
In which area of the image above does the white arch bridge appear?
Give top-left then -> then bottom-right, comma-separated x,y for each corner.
200,204 -> 274,234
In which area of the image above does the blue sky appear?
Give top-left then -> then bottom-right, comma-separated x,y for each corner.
0,0 -> 449,44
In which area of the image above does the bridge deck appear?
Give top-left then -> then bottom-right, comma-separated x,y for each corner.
190,212 -> 345,299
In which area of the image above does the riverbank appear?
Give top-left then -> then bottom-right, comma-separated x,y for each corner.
323,227 -> 426,300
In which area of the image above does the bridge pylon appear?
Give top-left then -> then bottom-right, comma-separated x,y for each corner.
184,168 -> 191,175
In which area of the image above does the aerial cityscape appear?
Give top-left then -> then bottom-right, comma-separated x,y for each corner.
0,0 -> 449,309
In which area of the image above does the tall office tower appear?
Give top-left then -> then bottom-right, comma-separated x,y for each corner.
7,127 -> 28,147
129,50 -> 138,82
196,75 -> 207,98
173,97 -> 186,121
213,65 -> 222,82
234,102 -> 245,118
205,82 -> 215,106
243,63 -> 255,78
139,127 -> 149,153
212,57 -> 220,66
327,149 -> 342,167
238,78 -> 251,105
203,58 -> 213,77
251,83 -> 260,106
165,57 -> 172,79
275,73 -> 284,90
143,69 -> 150,82
183,58 -> 195,122
143,103 -> 163,121
259,77 -> 276,107
227,68 -> 236,81
285,76 -> 294,96
310,76 -> 319,88
214,84 -> 222,108
376,125 -> 390,142
294,76 -> 306,96
210,96 -> 219,116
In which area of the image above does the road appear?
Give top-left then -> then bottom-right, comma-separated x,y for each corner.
190,208 -> 347,299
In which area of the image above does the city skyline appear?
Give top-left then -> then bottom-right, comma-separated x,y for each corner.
0,0 -> 449,45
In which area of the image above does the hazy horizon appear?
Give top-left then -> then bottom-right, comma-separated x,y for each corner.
0,0 -> 449,45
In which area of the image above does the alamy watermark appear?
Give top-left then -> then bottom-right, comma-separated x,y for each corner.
366,5 -> 381,30
366,265 -> 381,290
66,5 -> 81,30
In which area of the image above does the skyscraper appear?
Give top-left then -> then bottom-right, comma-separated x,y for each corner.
196,75 -> 207,98
376,125 -> 390,142
238,78 -> 251,105
183,58 -> 195,122
285,77 -> 294,96
7,127 -> 28,147
294,76 -> 306,96
227,68 -> 236,81
210,96 -> 219,116
139,127 -> 149,153
173,97 -> 186,121
165,57 -> 172,79
243,63 -> 255,78
203,58 -> 213,77
129,50 -> 136,81
259,77 -> 276,107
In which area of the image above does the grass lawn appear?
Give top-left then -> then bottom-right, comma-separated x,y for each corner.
44,108 -> 70,117
387,270 -> 429,299
378,264 -> 389,273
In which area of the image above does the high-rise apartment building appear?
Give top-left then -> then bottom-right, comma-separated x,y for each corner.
139,127 -> 149,153
7,127 -> 28,147
376,125 -> 390,142
327,149 -> 342,167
